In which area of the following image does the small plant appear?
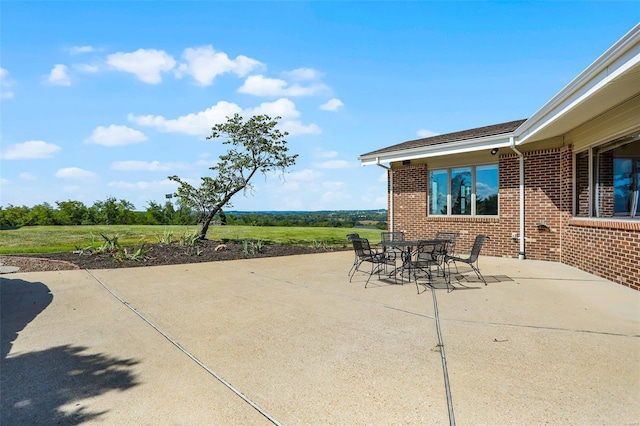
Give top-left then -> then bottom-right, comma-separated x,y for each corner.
130,243 -> 148,260
74,232 -> 100,255
96,233 -> 120,254
113,243 -> 148,262
242,239 -> 265,255
156,229 -> 174,244
184,242 -> 203,256
252,239 -> 265,253
179,230 -> 199,246
313,239 -> 328,250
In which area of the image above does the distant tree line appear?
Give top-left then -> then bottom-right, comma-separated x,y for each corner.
0,198 -> 197,228
224,211 -> 387,229
0,197 -> 388,230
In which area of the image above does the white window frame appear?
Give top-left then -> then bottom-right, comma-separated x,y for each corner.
428,163 -> 499,217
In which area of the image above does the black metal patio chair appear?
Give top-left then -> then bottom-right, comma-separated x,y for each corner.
410,239 -> 450,293
380,231 -> 405,262
349,238 -> 396,287
435,231 -> 459,272
346,233 -> 360,276
445,234 -> 488,285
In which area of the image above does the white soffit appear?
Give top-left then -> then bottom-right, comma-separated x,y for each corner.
359,134 -> 513,166
516,24 -> 640,145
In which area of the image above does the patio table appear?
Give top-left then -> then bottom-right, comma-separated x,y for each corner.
379,239 -> 451,284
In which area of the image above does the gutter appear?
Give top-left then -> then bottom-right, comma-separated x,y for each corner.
514,23 -> 640,144
510,137 -> 526,260
374,158 -> 393,232
360,133 -> 514,166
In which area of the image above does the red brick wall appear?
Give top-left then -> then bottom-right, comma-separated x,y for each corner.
562,220 -> 640,291
388,146 -> 640,290
522,149 -> 562,262
390,165 -> 428,237
559,146 -> 640,290
389,151 -> 563,261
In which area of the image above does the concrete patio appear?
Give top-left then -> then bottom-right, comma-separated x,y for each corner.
1,252 -> 639,425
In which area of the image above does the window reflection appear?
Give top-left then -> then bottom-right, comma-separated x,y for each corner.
576,136 -> 639,219
476,165 -> 499,215
428,164 -> 498,216
429,170 -> 448,215
451,167 -> 471,215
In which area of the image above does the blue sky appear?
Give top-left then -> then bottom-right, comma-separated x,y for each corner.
1,2 -> 638,211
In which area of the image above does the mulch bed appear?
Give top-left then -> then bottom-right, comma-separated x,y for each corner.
1,241 -> 349,273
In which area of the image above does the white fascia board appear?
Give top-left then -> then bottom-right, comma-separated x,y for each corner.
359,133 -> 514,166
515,24 -> 640,144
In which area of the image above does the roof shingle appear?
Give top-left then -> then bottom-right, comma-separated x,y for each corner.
360,119 -> 527,158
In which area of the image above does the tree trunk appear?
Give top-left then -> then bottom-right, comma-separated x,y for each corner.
198,210 -> 217,240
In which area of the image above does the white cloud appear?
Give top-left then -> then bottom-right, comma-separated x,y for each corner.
417,129 -> 439,138
238,75 -> 329,97
0,68 -> 15,99
68,45 -> 99,55
62,185 -> 82,193
320,98 -> 344,111
1,140 -> 61,159
107,179 -> 177,191
84,125 -> 148,146
476,181 -> 497,199
55,167 -> 97,179
320,181 -> 349,203
314,148 -> 338,159
19,172 -> 37,181
0,178 -> 9,185
378,171 -> 388,182
245,98 -> 300,119
196,153 -> 218,168
278,168 -> 323,191
284,68 -> 323,81
288,169 -> 323,182
129,98 -> 318,137
176,45 -> 262,86
48,64 -> 71,86
73,63 -> 99,73
317,160 -> 351,169
107,49 -> 176,84
111,160 -> 187,172
280,120 -> 321,136
129,101 -> 242,136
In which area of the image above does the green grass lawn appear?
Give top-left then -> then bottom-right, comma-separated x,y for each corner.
0,225 -> 381,254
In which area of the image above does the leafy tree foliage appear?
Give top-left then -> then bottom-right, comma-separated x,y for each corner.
26,203 -> 56,226
0,199 -> 387,230
169,114 -> 298,240
55,200 -> 90,225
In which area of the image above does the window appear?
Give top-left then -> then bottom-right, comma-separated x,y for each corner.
428,164 -> 498,216
574,134 -> 639,219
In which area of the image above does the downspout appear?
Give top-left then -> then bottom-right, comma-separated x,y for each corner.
375,158 -> 393,232
510,137 -> 526,260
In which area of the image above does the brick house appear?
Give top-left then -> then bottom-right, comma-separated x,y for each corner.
359,24 -> 640,290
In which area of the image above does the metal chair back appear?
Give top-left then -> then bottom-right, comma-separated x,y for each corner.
467,235 -> 487,263
381,231 -> 405,243
435,231 -> 458,255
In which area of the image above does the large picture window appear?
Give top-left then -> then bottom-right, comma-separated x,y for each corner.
574,133 -> 639,219
428,164 -> 498,216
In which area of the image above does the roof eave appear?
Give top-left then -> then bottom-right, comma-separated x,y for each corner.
359,133 -> 514,166
515,23 -> 640,144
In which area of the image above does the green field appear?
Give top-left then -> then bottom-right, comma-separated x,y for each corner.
0,225 -> 381,254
